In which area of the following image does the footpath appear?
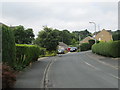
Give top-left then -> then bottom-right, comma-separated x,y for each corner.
14,57 -> 50,88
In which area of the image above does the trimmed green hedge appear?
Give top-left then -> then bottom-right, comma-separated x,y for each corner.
2,24 -> 16,66
80,43 -> 91,51
92,40 -> 120,58
14,44 -> 41,70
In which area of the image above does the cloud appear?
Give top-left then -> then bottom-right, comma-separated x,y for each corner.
1,2 -> 118,37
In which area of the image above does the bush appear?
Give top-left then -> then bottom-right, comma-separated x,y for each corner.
80,43 -> 91,51
14,44 -> 41,71
45,51 -> 57,57
39,47 -> 46,57
2,24 -> 16,67
2,64 -> 16,88
92,40 -> 120,58
88,39 -> 95,49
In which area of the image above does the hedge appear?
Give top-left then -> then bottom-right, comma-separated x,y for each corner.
92,40 -> 120,58
14,44 -> 41,70
2,24 -> 16,66
80,43 -> 91,51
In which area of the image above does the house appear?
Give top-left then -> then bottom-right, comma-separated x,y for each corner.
58,42 -> 68,50
80,36 -> 93,44
95,29 -> 113,42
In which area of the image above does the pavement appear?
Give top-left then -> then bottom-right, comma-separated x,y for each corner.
14,57 -> 53,88
14,51 -> 119,88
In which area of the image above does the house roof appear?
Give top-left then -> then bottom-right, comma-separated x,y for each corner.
80,36 -> 93,43
59,42 -> 68,47
96,29 -> 112,36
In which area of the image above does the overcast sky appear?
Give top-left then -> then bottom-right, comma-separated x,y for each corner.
1,0 -> 119,37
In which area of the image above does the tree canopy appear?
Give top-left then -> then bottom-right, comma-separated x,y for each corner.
35,26 -> 59,51
112,30 -> 120,41
11,25 -> 35,44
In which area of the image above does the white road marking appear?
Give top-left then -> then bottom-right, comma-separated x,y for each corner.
86,53 -> 118,70
109,73 -> 120,80
83,61 -> 100,70
97,60 -> 118,70
83,61 -> 120,80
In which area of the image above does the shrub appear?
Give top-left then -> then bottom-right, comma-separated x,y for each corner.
92,40 -> 120,58
2,64 -> 16,88
14,44 -> 41,71
80,43 -> 91,51
39,47 -> 46,57
2,24 -> 16,67
45,51 -> 57,57
88,39 -> 95,49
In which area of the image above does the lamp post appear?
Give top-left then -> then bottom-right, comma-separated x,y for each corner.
89,22 -> 97,44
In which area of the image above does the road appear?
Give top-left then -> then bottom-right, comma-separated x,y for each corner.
15,51 -> 119,88
46,51 -> 118,88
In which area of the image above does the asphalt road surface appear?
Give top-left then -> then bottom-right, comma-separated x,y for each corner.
15,51 -> 119,88
46,51 -> 118,88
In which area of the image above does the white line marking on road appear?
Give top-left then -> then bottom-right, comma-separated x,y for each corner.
97,60 -> 118,70
86,53 -> 118,70
109,73 -> 120,80
83,61 -> 100,70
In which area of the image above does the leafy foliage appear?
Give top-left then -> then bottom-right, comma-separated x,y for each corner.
2,24 -> 16,67
12,25 -> 35,44
14,44 -> 41,71
0,24 -> 2,63
88,39 -> 95,49
80,43 -> 91,51
112,30 -> 120,41
35,26 -> 59,51
92,40 -> 120,58
72,29 -> 92,41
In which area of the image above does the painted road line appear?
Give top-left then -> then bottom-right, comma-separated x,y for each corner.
83,61 -> 100,70
97,60 -> 118,70
83,61 -> 120,80
86,53 -> 118,70
108,73 -> 120,80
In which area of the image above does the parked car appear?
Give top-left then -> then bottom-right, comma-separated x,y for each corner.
57,49 -> 65,54
70,47 -> 77,52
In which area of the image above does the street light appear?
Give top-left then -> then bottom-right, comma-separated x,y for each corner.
89,22 -> 97,44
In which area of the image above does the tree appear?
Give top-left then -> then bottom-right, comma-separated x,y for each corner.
2,24 -> 16,66
60,30 -> 72,45
112,30 -> 120,41
12,25 -> 35,44
25,28 -> 35,44
35,26 -> 59,51
72,29 -> 92,41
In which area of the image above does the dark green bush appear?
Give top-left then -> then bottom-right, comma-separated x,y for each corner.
15,44 -> 41,70
88,39 -> 95,49
92,40 -> 120,58
39,47 -> 46,57
80,43 -> 91,51
2,24 -> 16,66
